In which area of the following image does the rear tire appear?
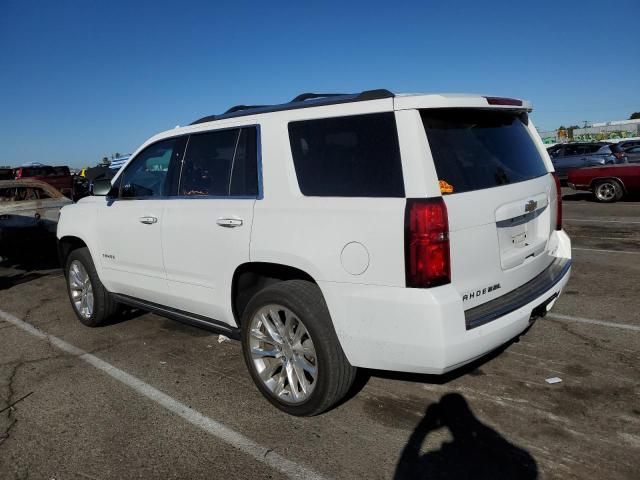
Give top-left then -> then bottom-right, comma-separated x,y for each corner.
241,280 -> 356,416
65,247 -> 119,327
593,179 -> 623,203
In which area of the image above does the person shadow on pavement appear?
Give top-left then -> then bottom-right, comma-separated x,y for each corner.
394,393 -> 538,480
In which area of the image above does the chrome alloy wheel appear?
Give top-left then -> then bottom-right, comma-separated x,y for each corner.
595,182 -> 616,201
68,260 -> 94,319
249,305 -> 318,404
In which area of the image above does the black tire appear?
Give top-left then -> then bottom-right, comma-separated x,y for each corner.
592,179 -> 623,203
241,280 -> 356,416
65,247 -> 119,327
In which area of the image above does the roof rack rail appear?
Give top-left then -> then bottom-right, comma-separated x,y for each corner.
189,88 -> 394,125
291,92 -> 347,102
224,104 -> 267,114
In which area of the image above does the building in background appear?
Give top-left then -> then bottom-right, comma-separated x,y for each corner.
572,119 -> 640,142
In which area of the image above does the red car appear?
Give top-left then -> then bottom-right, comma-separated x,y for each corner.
567,164 -> 640,202
13,164 -> 73,198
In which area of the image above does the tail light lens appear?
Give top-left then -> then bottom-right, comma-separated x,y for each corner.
553,173 -> 562,230
405,198 -> 451,288
15,168 -> 22,179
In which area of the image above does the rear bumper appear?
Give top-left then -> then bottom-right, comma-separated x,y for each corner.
321,230 -> 572,374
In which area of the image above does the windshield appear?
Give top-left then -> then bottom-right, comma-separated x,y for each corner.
421,109 -> 548,194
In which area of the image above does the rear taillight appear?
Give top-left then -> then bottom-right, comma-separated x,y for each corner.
553,173 -> 562,230
15,168 -> 22,179
405,198 -> 451,288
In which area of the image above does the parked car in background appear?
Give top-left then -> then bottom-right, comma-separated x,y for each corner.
13,164 -> 74,198
567,164 -> 640,202
623,145 -> 640,163
616,139 -> 640,150
0,179 -> 72,256
547,142 -> 627,179
0,168 -> 12,180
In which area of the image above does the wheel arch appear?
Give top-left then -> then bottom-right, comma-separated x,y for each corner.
231,262 -> 318,325
589,176 -> 627,192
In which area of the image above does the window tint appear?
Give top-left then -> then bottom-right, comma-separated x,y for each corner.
120,138 -> 177,198
288,113 -> 404,197
421,109 -> 547,194
179,127 -> 258,197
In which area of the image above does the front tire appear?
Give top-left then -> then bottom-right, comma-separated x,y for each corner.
241,280 -> 356,416
593,179 -> 623,203
65,247 -> 118,327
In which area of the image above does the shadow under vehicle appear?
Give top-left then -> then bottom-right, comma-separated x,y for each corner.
0,179 -> 72,258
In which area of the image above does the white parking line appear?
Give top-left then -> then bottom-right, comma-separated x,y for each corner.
573,247 -> 640,255
0,308 -> 328,480
565,218 -> 640,224
548,313 -> 640,332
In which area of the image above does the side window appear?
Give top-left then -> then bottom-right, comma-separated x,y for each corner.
36,188 -> 52,199
120,138 -> 178,198
179,127 -> 258,197
288,113 -> 404,197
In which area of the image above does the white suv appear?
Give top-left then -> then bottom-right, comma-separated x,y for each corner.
57,90 -> 572,416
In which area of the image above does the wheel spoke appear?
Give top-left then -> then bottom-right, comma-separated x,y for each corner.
251,345 -> 279,358
259,357 -> 283,381
250,327 -> 276,344
285,360 -> 299,400
274,369 -> 286,397
269,309 -> 287,338
260,313 -> 282,344
297,355 -> 317,377
292,357 -> 309,394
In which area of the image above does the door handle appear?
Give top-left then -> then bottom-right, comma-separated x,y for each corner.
139,216 -> 158,225
217,218 -> 243,228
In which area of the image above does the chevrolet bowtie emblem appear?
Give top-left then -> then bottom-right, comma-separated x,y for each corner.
525,200 -> 537,213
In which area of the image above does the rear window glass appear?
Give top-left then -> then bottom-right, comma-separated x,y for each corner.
421,109 -> 547,194
288,113 -> 404,197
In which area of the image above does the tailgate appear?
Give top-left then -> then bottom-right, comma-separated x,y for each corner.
420,108 -> 558,310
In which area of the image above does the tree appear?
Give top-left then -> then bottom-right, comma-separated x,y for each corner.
630,112 -> 640,120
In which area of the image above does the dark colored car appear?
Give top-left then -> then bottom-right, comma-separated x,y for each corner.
0,168 -> 12,180
547,142 -> 627,179
567,164 -> 640,202
617,139 -> 640,150
13,165 -> 73,198
623,145 -> 640,163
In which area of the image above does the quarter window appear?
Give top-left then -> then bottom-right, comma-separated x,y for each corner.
288,113 -> 405,197
179,127 -> 258,197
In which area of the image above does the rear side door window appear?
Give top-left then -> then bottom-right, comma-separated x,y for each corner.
288,113 -> 404,197
178,127 -> 258,197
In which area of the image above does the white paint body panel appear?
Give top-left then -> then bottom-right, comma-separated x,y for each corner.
57,92 -> 572,374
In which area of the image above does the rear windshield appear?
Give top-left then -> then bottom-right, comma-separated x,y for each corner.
421,109 -> 548,194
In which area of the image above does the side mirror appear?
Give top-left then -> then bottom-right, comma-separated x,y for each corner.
92,178 -> 113,196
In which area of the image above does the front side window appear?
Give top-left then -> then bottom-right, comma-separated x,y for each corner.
119,138 -> 178,198
179,127 -> 258,197
288,113 -> 405,197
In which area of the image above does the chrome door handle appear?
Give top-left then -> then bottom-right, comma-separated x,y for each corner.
139,216 -> 158,225
216,218 -> 243,228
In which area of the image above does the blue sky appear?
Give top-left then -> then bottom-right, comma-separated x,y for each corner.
1,0 -> 638,168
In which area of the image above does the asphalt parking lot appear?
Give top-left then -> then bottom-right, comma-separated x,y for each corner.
1,188 -> 638,480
